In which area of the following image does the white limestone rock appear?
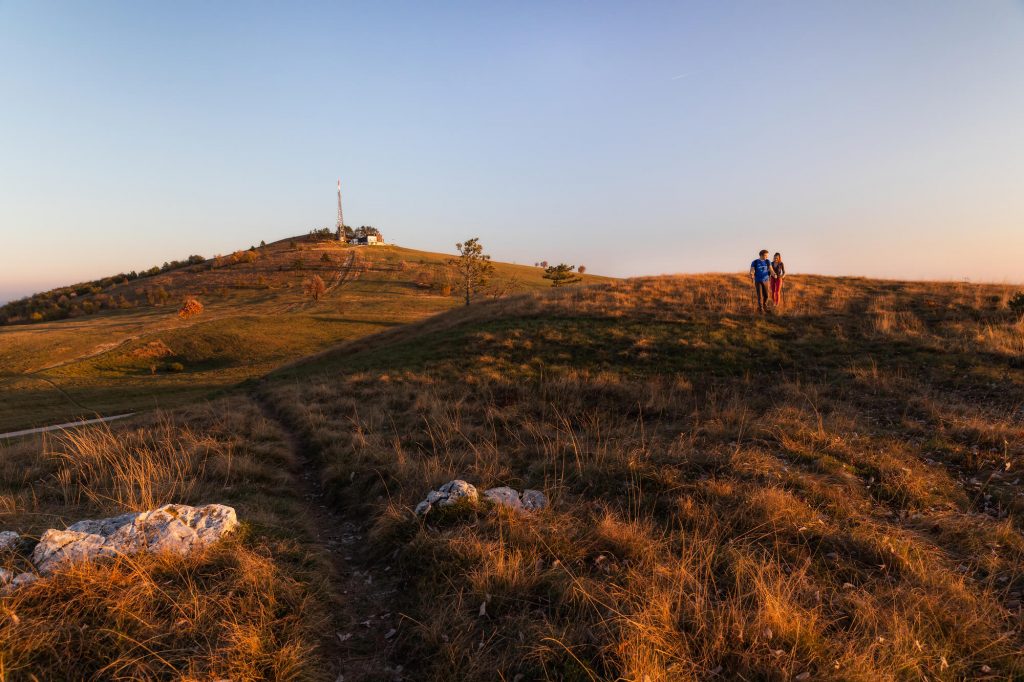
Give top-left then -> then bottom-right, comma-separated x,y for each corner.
32,503 -> 238,575
415,481 -> 548,516
483,487 -> 523,510
0,567 -> 12,585
521,489 -> 549,511
0,530 -> 19,552
10,572 -> 37,590
414,480 -> 478,516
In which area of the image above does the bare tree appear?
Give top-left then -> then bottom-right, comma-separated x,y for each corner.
448,238 -> 495,306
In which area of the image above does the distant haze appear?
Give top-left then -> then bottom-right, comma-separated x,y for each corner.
2,1 -> 1023,304
1,287 -> 38,306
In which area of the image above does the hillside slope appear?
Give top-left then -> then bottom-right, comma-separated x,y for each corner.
2,274 -> 1022,679
259,274 -> 1024,680
0,237 -> 609,431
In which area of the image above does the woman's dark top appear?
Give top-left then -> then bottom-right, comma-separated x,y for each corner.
772,261 -> 785,277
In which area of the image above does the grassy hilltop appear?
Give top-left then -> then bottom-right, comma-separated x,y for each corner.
1,269 -> 1023,680
0,237 -> 607,432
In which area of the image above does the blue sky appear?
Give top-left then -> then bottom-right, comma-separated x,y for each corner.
2,1 -> 1023,303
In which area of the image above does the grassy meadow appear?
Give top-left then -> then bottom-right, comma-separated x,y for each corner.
2,255 -> 1023,680
261,274 -> 1024,680
0,238 -> 605,432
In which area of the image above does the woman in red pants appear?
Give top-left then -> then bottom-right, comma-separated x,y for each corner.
770,252 -> 785,307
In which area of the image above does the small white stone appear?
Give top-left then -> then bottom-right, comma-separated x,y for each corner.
436,480 -> 478,506
0,530 -> 19,552
0,567 -> 12,584
414,480 -> 478,516
10,572 -> 37,589
521,489 -> 549,511
483,487 -> 522,509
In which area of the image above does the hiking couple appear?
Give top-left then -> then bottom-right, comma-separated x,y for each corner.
749,250 -> 785,313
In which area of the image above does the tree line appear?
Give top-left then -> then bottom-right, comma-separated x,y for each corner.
0,254 -> 207,324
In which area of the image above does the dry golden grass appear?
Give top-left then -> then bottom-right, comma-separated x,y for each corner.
1,272 -> 1021,679
264,273 -> 1024,680
0,398 -> 333,680
0,536 -> 316,681
0,239 -> 610,433
46,416 -> 217,512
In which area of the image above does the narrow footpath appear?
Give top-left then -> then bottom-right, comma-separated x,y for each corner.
253,397 -> 407,682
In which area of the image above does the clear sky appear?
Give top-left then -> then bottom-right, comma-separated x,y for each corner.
2,1 -> 1023,303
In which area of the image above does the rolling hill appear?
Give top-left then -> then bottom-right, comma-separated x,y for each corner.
0,236 -> 609,432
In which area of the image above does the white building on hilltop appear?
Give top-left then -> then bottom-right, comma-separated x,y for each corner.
349,233 -> 384,246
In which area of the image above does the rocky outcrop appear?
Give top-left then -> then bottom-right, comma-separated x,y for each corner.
31,503 -> 238,575
415,481 -> 549,516
414,480 -> 479,516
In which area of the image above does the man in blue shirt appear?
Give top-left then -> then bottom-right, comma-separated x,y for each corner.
749,249 -> 772,313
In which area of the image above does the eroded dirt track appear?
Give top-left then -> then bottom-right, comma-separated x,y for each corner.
253,396 -> 407,682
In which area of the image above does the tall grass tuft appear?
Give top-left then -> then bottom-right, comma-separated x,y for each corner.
46,417 -> 216,513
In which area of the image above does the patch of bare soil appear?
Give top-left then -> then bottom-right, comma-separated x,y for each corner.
130,339 -> 174,359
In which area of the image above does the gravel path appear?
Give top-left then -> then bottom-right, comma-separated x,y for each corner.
0,413 -> 135,440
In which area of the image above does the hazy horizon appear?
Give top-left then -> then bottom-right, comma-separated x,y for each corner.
3,1 -> 1023,304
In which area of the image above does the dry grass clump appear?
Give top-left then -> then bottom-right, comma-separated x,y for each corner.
265,274 -> 1024,680
0,536 -> 317,681
0,397 -> 331,679
46,416 -> 214,512
1,399 -> 297,525
129,339 -> 175,359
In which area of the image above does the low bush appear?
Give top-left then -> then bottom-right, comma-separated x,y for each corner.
1009,291 -> 1024,315
177,297 -> 204,319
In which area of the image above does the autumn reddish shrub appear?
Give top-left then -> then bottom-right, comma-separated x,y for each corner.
178,297 -> 204,319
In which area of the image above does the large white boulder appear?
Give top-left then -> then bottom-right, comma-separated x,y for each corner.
32,503 -> 238,575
